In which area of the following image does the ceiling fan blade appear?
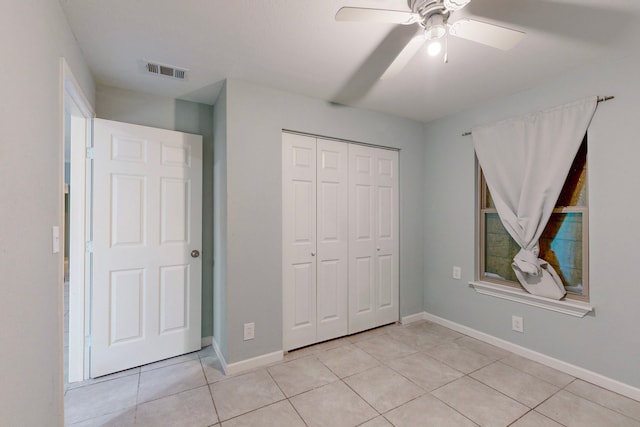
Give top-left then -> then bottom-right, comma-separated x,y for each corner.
335,7 -> 419,25
331,24 -> 420,105
380,33 -> 425,80
449,19 -> 524,50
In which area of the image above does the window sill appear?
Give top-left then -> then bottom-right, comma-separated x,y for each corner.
469,281 -> 593,318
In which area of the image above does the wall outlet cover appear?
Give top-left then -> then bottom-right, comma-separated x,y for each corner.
243,322 -> 255,341
511,315 -> 524,333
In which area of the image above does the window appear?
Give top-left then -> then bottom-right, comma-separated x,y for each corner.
478,135 -> 589,301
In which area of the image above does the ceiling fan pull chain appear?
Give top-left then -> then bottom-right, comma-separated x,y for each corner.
444,34 -> 449,64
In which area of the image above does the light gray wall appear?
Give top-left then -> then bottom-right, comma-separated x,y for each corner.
218,79 -> 425,363
213,83 -> 228,357
423,53 -> 640,388
95,84 -> 215,338
0,1 -> 95,425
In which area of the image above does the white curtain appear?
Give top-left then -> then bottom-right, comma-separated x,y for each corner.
473,97 -> 597,299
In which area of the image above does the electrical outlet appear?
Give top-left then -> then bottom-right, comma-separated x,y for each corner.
511,315 -> 524,333
452,266 -> 462,280
243,322 -> 255,341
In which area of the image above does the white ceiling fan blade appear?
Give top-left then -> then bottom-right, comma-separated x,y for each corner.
449,19 -> 525,50
335,7 -> 419,25
380,33 -> 425,80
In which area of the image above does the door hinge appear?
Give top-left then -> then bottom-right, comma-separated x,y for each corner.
86,147 -> 94,159
86,241 -> 93,253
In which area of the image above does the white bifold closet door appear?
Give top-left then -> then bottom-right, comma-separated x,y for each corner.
282,133 -> 399,351
348,145 -> 399,334
282,133 -> 348,351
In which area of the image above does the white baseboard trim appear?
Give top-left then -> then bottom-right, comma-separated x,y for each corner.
401,312 -> 427,325
419,311 -> 640,402
211,338 -> 228,374
201,336 -> 213,347
224,350 -> 284,376
210,338 -> 284,376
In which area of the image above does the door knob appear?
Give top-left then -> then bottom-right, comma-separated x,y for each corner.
377,248 -> 381,251
311,252 -> 316,256
191,250 -> 200,258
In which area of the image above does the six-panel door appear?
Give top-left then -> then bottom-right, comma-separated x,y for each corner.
91,119 -> 202,377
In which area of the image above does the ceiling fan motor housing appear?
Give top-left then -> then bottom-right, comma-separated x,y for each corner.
410,0 -> 451,27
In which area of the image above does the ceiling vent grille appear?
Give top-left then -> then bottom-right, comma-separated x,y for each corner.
143,60 -> 188,81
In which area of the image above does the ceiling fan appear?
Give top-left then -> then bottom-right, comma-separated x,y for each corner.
336,0 -> 525,79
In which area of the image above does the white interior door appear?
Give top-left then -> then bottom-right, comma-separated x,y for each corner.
91,119 -> 202,377
282,133 -> 317,351
348,145 -> 399,333
316,139 -> 348,342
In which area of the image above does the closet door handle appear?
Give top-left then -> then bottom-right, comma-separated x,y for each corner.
311,252 -> 316,256
377,248 -> 381,251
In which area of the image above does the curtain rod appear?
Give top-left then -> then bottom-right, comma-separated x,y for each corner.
461,96 -> 615,137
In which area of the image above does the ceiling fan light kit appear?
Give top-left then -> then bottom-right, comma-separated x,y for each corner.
427,40 -> 443,56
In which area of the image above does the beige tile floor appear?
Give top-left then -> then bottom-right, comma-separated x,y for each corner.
64,321 -> 640,426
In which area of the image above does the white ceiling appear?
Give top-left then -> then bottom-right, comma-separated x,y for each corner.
59,0 -> 640,123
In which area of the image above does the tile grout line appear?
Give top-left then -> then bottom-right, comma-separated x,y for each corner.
199,355 -> 222,426
265,368 -> 310,427
559,382 -> 640,423
133,368 -> 141,425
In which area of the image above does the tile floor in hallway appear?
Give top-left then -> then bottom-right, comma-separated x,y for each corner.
64,320 -> 640,426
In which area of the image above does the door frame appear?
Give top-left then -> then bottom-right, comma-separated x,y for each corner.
61,58 -> 94,383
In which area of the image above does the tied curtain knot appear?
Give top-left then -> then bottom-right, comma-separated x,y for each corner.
512,246 -> 543,276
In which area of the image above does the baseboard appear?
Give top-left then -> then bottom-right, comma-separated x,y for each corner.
201,336 -> 213,347
401,312 -> 427,325
419,311 -> 640,401
211,338 -> 229,374
210,338 -> 283,376
224,350 -> 284,376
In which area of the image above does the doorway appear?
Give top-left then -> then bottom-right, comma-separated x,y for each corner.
61,58 -> 94,384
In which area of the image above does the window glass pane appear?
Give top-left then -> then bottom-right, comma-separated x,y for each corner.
484,213 -> 519,282
484,184 -> 495,209
540,212 -> 584,295
483,212 -> 584,295
556,136 -> 587,207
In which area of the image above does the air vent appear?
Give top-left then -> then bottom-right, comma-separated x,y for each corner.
143,60 -> 188,81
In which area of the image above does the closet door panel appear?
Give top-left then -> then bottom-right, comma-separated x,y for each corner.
348,145 -> 377,333
293,263 -> 315,326
316,139 -> 348,341
374,148 -> 399,326
283,133 -> 317,350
